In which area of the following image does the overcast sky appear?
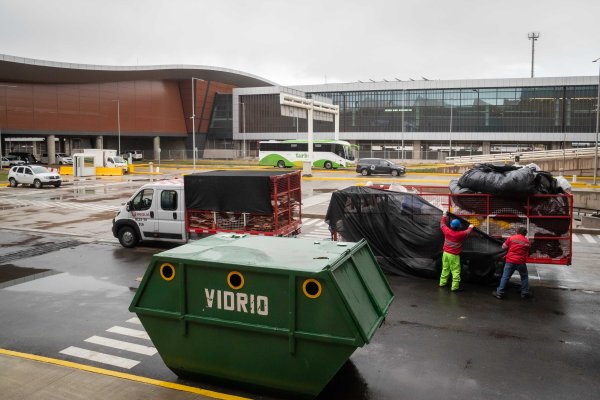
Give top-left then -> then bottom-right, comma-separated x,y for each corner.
0,0 -> 599,86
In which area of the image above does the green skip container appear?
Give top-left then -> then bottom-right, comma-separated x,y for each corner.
129,234 -> 394,398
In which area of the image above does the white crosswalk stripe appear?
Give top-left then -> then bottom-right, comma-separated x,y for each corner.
59,346 -> 140,369
572,235 -> 580,243
582,234 -> 596,244
58,318 -> 157,370
84,335 -> 157,356
0,199 -> 118,212
106,326 -> 151,340
302,219 -> 319,226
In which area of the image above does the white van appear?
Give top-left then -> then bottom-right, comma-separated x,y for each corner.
112,180 -> 186,247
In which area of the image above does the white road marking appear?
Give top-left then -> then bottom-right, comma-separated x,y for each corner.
582,234 -> 596,243
572,235 -> 580,243
106,326 -> 151,340
59,346 -> 139,369
0,199 -> 118,212
126,317 -> 142,325
302,219 -> 319,226
84,335 -> 157,356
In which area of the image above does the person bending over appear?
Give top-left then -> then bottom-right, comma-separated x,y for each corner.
493,227 -> 531,299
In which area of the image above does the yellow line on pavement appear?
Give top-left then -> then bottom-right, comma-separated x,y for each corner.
0,348 -> 251,400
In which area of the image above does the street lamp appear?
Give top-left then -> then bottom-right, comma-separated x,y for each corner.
593,57 -> 600,185
190,77 -> 205,170
111,100 -> 121,155
0,84 -> 17,171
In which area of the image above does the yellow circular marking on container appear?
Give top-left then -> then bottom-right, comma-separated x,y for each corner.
159,263 -> 176,281
227,271 -> 245,290
302,279 -> 322,299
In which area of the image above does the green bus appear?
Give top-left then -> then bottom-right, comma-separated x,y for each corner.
258,140 -> 356,169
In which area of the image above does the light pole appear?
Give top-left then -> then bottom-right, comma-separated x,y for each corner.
0,84 -> 17,170
528,32 -> 540,78
401,89 -> 405,160
111,100 -> 120,155
593,57 -> 600,185
240,101 -> 246,159
190,77 -> 205,170
449,102 -> 453,158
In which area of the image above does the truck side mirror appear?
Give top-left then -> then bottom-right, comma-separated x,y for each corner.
126,201 -> 132,212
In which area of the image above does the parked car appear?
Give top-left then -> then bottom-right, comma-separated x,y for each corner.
122,150 -> 143,161
8,152 -> 40,165
355,158 -> 406,176
1,155 -> 26,168
41,152 -> 73,165
8,165 -> 62,188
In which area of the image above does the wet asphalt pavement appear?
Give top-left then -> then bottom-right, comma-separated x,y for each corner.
1,173 -> 599,399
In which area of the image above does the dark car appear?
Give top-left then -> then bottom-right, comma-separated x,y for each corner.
8,152 -> 40,165
355,158 -> 406,176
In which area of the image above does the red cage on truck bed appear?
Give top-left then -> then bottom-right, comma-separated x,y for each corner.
388,185 -> 573,265
185,170 -> 301,237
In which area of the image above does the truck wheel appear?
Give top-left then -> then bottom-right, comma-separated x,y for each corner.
391,170 -> 399,177
324,161 -> 333,169
118,226 -> 138,248
361,169 -> 370,176
33,179 -> 42,189
9,178 -> 18,187
277,160 -> 285,168
54,182 -> 61,188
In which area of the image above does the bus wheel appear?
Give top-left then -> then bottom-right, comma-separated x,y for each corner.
324,161 -> 333,169
277,160 -> 285,168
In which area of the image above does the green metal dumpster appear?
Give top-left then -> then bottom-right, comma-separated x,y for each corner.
129,234 -> 394,397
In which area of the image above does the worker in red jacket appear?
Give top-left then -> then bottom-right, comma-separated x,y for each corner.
439,212 -> 474,291
493,227 -> 531,299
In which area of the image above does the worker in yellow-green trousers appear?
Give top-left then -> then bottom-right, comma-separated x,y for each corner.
439,212 -> 474,292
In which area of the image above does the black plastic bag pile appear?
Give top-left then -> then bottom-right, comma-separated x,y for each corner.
456,163 -> 561,196
451,163 -> 571,261
325,186 -> 506,284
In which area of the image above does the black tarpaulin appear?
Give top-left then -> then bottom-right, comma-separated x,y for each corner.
184,170 -> 290,213
325,186 -> 506,284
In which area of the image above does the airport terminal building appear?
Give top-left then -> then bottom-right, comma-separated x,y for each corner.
1,54 -> 598,161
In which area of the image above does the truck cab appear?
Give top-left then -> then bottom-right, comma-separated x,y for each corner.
106,155 -> 128,171
112,180 -> 186,247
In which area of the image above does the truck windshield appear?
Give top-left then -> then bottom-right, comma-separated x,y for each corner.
113,156 -> 125,163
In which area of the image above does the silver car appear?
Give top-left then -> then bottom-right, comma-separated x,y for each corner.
8,165 -> 62,188
1,156 -> 26,168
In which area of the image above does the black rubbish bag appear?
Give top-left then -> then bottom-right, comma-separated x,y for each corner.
458,163 -> 537,195
325,186 -> 506,284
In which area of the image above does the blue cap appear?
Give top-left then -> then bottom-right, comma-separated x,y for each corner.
450,219 -> 461,229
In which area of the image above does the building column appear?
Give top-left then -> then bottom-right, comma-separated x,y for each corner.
412,140 -> 421,160
47,135 -> 56,165
153,136 -> 160,161
482,141 -> 491,155
95,136 -> 104,149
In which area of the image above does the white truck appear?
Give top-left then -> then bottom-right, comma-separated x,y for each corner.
80,149 -> 128,172
112,171 -> 302,248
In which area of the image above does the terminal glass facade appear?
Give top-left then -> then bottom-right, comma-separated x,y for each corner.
308,85 -> 598,134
